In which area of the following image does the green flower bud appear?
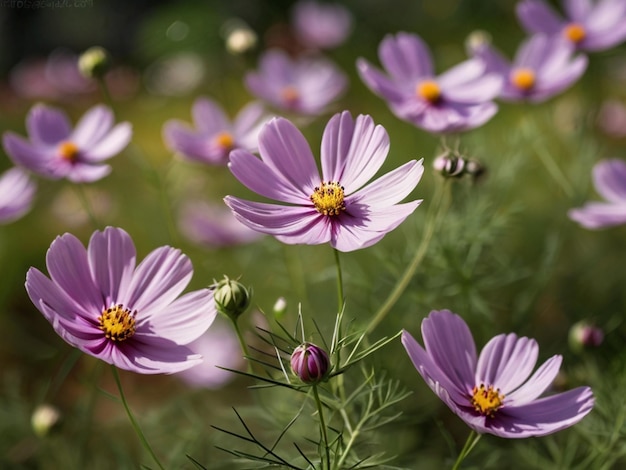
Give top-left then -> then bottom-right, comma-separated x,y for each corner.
31,404 -> 61,437
78,46 -> 110,79
213,276 -> 252,321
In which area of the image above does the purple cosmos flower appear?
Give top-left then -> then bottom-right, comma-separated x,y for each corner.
517,0 -> 626,52
291,1 -> 353,50
163,98 -> 267,166
470,34 -> 587,103
0,167 -> 36,224
176,318 -> 243,388
245,49 -> 347,116
356,32 -> 502,134
3,103 -> 132,183
568,159 -> 626,228
25,226 -> 216,374
178,201 -> 264,247
224,111 -> 424,252
402,310 -> 594,438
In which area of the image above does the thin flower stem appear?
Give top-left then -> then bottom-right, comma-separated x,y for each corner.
74,184 -> 101,229
365,179 -> 449,335
231,318 -> 253,374
333,249 -> 344,314
332,248 -> 347,404
97,77 -> 115,112
111,366 -> 165,470
312,385 -> 331,470
451,430 -> 481,470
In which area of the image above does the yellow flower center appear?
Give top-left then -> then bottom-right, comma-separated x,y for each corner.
416,80 -> 442,103
98,304 -> 137,342
281,85 -> 300,105
471,383 -> 505,417
310,181 -> 346,216
58,141 -> 79,162
214,131 -> 234,150
510,68 -> 536,91
563,23 -> 586,44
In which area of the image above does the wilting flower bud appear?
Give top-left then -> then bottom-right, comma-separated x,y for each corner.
213,275 -> 252,321
78,46 -> 110,79
31,404 -> 61,437
569,321 -> 604,352
290,342 -> 330,384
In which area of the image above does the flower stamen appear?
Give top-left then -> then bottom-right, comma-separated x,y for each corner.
281,86 -> 300,106
471,383 -> 505,417
58,141 -> 79,162
310,181 -> 346,216
214,131 -> 234,150
563,23 -> 586,44
416,80 -> 442,103
98,304 -> 137,341
510,68 -> 536,91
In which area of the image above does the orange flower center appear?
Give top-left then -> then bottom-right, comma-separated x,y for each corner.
310,181 -> 345,216
563,23 -> 586,44
98,304 -> 137,341
510,68 -> 536,91
281,85 -> 300,105
58,141 -> 79,162
471,383 -> 505,417
416,80 -> 442,103
214,131 -> 234,150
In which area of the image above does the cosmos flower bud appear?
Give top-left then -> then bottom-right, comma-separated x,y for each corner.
433,153 -> 486,181
213,276 -> 252,321
31,404 -> 61,437
78,46 -> 110,79
569,321 -> 604,352
290,342 -> 330,384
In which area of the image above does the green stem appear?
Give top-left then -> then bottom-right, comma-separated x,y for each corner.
97,77 -> 115,112
333,249 -> 344,315
313,385 -> 331,470
451,430 -> 481,470
365,180 -> 449,335
111,366 -> 165,470
231,318 -> 253,374
332,248 -> 347,404
74,184 -> 101,229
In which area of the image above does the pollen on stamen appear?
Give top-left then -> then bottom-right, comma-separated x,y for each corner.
563,23 -> 586,44
281,85 -> 300,106
416,80 -> 442,103
510,68 -> 536,91
310,181 -> 346,216
471,383 -> 505,417
58,141 -> 79,162
214,131 -> 234,150
98,304 -> 137,342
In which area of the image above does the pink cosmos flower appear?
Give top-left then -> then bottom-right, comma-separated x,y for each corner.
26,227 -> 216,374
178,200 -> 264,248
3,103 -> 132,183
224,111 -> 424,252
470,34 -> 587,103
0,167 -> 36,224
402,310 -> 594,438
163,98 -> 267,166
245,49 -> 348,116
568,159 -> 626,228
517,0 -> 626,52
357,32 -> 502,134
291,0 -> 353,50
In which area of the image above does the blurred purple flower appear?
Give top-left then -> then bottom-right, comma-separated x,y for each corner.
3,103 -> 132,183
402,310 -> 594,438
568,159 -> 626,228
470,34 -> 587,103
356,32 -> 502,134
179,201 -> 264,248
596,100 -> 626,138
245,49 -> 347,116
163,98 -> 267,166
516,0 -> 626,52
176,318 -> 243,388
0,167 -> 36,224
291,1 -> 353,50
225,111 -> 424,252
26,227 -> 216,374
